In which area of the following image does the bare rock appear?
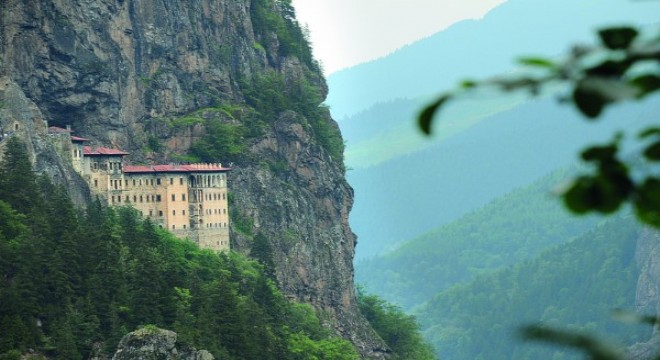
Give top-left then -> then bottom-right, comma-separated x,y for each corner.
112,327 -> 214,360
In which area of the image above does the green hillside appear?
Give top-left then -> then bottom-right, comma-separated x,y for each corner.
356,169 -> 599,309
0,138 -> 361,360
417,215 -> 648,360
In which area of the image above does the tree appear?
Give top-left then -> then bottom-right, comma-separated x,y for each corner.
419,25 -> 660,227
0,137 -> 39,215
417,21 -> 660,360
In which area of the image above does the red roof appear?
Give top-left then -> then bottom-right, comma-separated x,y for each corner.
124,164 -> 231,174
83,146 -> 129,156
71,136 -> 89,142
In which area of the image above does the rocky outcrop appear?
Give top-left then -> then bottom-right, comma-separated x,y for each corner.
112,327 -> 214,360
627,228 -> 660,359
0,76 -> 89,204
0,0 -> 385,357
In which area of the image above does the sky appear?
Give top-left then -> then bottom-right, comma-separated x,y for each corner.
290,0 -> 507,74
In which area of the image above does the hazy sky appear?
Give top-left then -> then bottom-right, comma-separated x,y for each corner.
291,0 -> 506,74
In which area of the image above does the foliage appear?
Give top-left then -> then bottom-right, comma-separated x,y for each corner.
416,216 -> 647,360
419,24 -> 660,227
241,69 -> 344,161
249,0 -> 316,68
356,169 -> 599,309
190,120 -> 247,163
0,139 -> 357,359
357,288 -> 437,360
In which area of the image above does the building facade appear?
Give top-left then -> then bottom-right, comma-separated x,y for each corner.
50,126 -> 231,252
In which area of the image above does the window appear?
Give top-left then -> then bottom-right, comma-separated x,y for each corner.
182,194 -> 186,201
183,210 -> 186,215
169,178 -> 173,185
159,210 -> 163,216
150,179 -> 154,186
157,178 -> 161,185
94,179 -> 98,187
183,224 -> 187,229
139,179 -> 142,186
223,193 -> 226,200
173,210 -> 176,216
118,196 -> 121,203
149,210 -> 153,216
126,196 -> 129,202
171,194 -> 175,201
146,195 -> 149,203
180,177 -> 184,185
111,196 -> 115,203
172,225 -> 176,230
156,195 -> 161,202
139,195 -> 143,203
133,179 -> 136,186
133,195 -> 137,202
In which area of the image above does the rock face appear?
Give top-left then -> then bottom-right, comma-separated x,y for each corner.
0,0 -> 386,357
112,327 -> 214,360
628,228 -> 660,359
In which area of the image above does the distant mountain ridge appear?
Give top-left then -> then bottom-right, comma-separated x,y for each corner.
349,97 -> 657,259
327,0 -> 660,119
331,0 -> 660,260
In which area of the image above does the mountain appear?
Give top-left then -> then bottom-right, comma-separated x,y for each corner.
356,169 -> 600,309
417,215 -> 648,360
349,96 -> 658,259
326,0 -> 660,119
326,0 -> 660,260
0,0 -> 384,356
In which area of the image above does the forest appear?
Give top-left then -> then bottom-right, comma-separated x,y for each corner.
0,137 -> 433,359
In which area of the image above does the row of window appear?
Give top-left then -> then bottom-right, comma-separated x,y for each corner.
205,208 -> 227,215
172,222 -> 228,230
111,194 -> 163,204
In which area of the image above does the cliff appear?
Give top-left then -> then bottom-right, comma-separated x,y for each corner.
628,228 -> 660,359
0,0 -> 385,357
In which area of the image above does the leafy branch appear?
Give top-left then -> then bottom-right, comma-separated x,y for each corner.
419,25 -> 660,226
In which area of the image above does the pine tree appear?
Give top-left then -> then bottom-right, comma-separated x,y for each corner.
0,137 -> 38,215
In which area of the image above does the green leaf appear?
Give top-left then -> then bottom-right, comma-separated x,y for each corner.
581,144 -> 617,163
418,95 -> 451,135
585,59 -> 633,77
460,80 -> 477,89
520,325 -> 624,360
639,127 -> 660,139
631,74 -> 660,97
634,178 -> 660,227
644,140 -> 660,161
573,83 -> 607,118
563,172 -> 631,214
598,27 -> 639,50
572,78 -> 636,118
518,57 -> 556,69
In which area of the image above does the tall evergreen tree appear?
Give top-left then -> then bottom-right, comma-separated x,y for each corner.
0,137 -> 38,215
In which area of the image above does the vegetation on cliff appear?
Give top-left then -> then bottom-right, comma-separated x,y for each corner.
357,288 -> 436,360
0,137 -> 358,360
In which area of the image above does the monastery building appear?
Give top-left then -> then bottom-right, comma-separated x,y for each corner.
50,126 -> 230,252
